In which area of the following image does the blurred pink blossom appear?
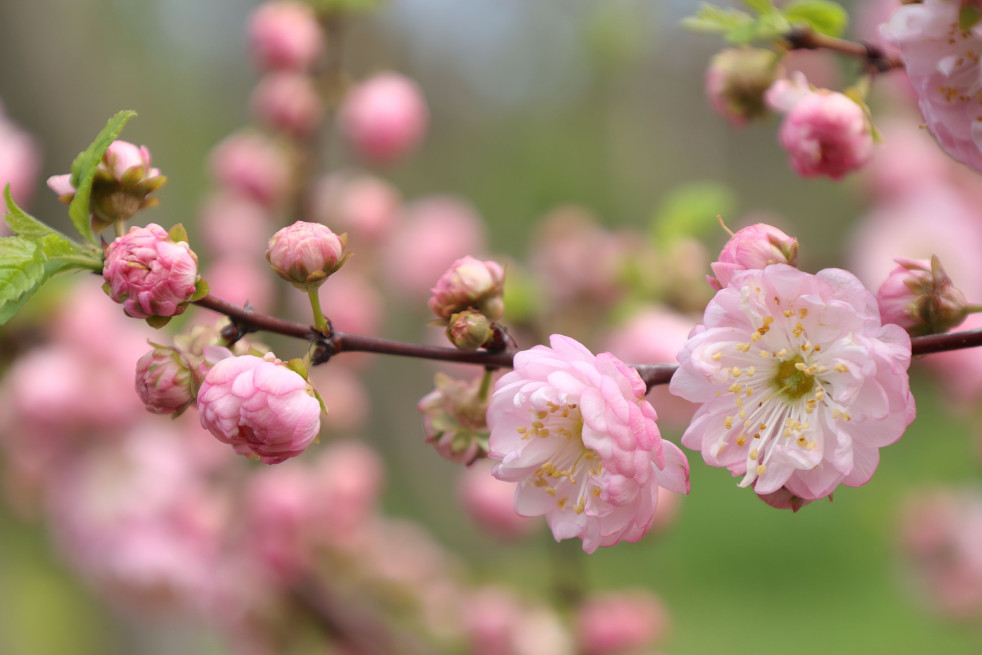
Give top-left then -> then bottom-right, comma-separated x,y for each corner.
458,460 -> 536,540
251,71 -> 322,137
576,590 -> 669,655
247,0 -> 324,72
203,255 -> 276,314
198,191 -> 272,259
0,101 -> 41,210
210,131 -> 292,208
461,588 -> 574,655
308,172 -> 401,246
339,72 -> 428,164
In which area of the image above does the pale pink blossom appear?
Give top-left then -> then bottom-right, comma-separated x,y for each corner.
135,344 -> 197,415
766,73 -> 873,179
429,256 -> 506,322
308,172 -> 401,245
0,103 -> 41,209
458,460 -> 537,540
382,196 -> 486,298
266,220 -> 348,290
209,131 -> 291,208
196,352 -> 322,464
309,441 -> 385,545
671,265 -> 915,501
339,72 -> 428,164
881,0 -> 982,173
250,71 -> 323,136
103,223 -> 199,320
708,222 -> 799,291
247,0 -> 324,72
576,590 -> 669,655
461,588 -> 575,655
488,335 -> 690,553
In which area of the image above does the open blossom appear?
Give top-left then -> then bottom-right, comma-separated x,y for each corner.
765,73 -> 873,179
709,222 -> 799,290
671,265 -> 915,501
197,352 -> 322,464
487,335 -> 690,554
881,0 -> 982,173
103,223 -> 199,320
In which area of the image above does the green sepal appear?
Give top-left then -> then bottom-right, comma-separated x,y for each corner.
146,315 -> 173,329
782,0 -> 848,38
190,277 -> 210,302
168,223 -> 189,244
67,110 -> 138,246
843,81 -> 881,143
286,357 -> 308,379
961,3 -> 982,32
312,387 -> 329,416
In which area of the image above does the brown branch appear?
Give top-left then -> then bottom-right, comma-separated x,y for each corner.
784,26 -> 902,74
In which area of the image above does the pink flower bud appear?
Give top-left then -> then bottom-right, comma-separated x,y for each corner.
458,460 -> 536,540
418,373 -> 490,464
247,1 -> 324,72
446,309 -> 493,351
209,131 -> 292,208
196,352 -> 322,464
576,591 -> 669,655
339,72 -> 428,164
709,222 -> 799,290
135,344 -> 197,415
250,71 -> 323,137
766,73 -> 873,179
48,140 -> 166,231
429,256 -> 506,322
705,47 -> 780,126
102,223 -> 199,320
877,256 -> 968,336
266,220 -> 348,290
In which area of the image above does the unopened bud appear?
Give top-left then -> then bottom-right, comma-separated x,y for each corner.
266,221 -> 349,291
339,72 -> 428,164
705,47 -> 780,126
709,222 -> 798,290
429,256 -> 506,322
447,309 -> 492,351
417,373 -> 491,464
877,256 -> 968,336
134,344 -> 197,415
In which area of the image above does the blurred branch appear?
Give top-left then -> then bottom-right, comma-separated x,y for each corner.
784,26 -> 902,74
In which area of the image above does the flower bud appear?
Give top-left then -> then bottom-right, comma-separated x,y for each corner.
250,71 -> 323,137
197,352 -> 323,464
877,256 -> 968,336
339,72 -> 428,164
446,309 -> 493,351
428,256 -> 505,322
247,1 -> 324,72
576,591 -> 669,655
705,47 -> 780,126
417,373 -> 491,464
708,222 -> 798,290
266,220 -> 348,291
103,223 -> 199,321
48,140 -> 166,231
765,73 -> 873,179
134,344 -> 197,415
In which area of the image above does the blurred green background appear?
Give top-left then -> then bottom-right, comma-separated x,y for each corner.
2,0 -> 982,653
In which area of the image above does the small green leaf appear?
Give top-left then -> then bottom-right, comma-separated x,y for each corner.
168,223 -> 189,244
960,3 -> 982,32
190,277 -> 210,302
0,237 -> 48,325
67,110 -> 137,246
681,3 -> 755,35
650,183 -> 737,248
743,0 -> 776,14
5,185 -> 103,273
782,0 -> 849,38
146,315 -> 173,329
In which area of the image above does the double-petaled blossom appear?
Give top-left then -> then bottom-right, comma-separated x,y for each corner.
765,73 -> 873,179
102,223 -> 199,321
877,256 -> 968,336
671,265 -> 916,502
266,220 -> 348,291
487,335 -> 690,553
881,0 -> 982,173
134,344 -> 197,416
196,352 -> 323,464
708,222 -> 799,290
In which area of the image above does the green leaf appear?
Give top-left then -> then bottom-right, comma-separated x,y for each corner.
4,185 -> 101,273
67,110 -> 137,246
0,237 -> 49,325
782,0 -> 849,38
681,3 -> 754,35
743,0 -> 776,14
960,4 -> 982,32
650,183 -> 737,248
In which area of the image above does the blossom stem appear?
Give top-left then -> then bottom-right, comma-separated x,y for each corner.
477,368 -> 494,401
193,292 -> 982,387
113,219 -> 126,238
964,304 -> 982,314
784,26 -> 902,73
308,288 -> 328,332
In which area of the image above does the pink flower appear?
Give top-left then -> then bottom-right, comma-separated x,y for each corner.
196,352 -> 322,464
339,72 -> 428,164
576,591 -> 669,655
247,0 -> 324,72
266,220 -> 348,290
881,0 -> 982,173
766,73 -> 873,179
250,71 -> 323,136
103,223 -> 199,320
429,255 -> 506,322
209,131 -> 291,208
487,335 -> 690,553
708,222 -> 799,290
135,344 -> 197,415
671,265 -> 916,501
877,256 -> 967,335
